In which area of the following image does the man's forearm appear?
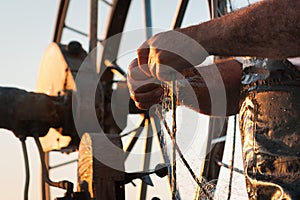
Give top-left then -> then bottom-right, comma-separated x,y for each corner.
181,0 -> 299,58
179,59 -> 242,116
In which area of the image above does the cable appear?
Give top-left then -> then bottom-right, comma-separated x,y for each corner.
20,138 -> 30,200
34,136 -> 73,193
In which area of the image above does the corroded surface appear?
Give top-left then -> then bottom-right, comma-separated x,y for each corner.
239,59 -> 300,199
78,132 -> 125,199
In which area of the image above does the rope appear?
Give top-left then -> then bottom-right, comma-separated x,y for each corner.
151,114 -> 173,186
171,78 -> 177,200
156,100 -> 212,200
227,115 -> 237,200
252,93 -> 258,198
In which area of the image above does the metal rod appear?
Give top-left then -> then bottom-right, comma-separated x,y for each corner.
21,139 -> 30,200
215,160 -> 244,175
210,0 -> 218,19
100,0 -> 112,7
124,117 -> 146,159
64,25 -> 103,43
139,118 -> 153,200
120,127 -> 141,137
172,0 -> 189,29
104,59 -> 126,76
195,1 -> 229,199
202,117 -> 228,179
34,137 -> 73,192
142,0 -> 153,39
49,159 -> 78,170
211,135 -> 227,145
89,0 -> 98,52
53,0 -> 70,42
42,152 -> 50,200
228,0 -> 233,12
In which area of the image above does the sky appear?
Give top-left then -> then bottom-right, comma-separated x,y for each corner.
0,0 -> 253,199
0,1 -> 207,199
0,1 -> 60,199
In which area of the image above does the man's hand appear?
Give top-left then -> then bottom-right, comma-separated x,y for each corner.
127,59 -> 163,110
137,30 -> 208,81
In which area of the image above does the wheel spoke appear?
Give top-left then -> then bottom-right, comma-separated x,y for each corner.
139,118 -> 154,200
64,24 -> 103,43
124,117 -> 146,159
99,0 -> 113,7
172,0 -> 190,29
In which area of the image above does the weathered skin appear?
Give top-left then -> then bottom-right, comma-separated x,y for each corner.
127,0 -> 300,199
239,60 -> 300,199
128,0 -> 300,110
127,58 -> 242,114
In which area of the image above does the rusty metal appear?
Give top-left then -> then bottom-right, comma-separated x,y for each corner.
78,133 -> 125,199
98,0 -> 132,135
53,0 -> 70,43
210,0 -> 218,18
172,0 -> 190,29
89,0 -> 98,52
99,0 -> 131,76
202,117 -> 228,181
139,118 -> 153,200
124,118 -> 146,157
36,41 -> 87,200
36,41 -> 86,151
142,0 -> 152,39
240,59 -> 300,199
42,152 -> 50,200
38,1 -> 134,198
64,25 -> 103,43
196,2 -> 229,198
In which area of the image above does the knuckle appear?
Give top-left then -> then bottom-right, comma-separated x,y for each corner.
135,102 -> 147,110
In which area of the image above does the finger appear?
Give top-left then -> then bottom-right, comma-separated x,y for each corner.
134,83 -> 162,94
135,99 -> 162,110
128,58 -> 151,80
133,88 -> 163,110
128,73 -> 161,91
148,50 -> 158,79
137,42 -> 152,76
156,65 -> 185,81
132,87 -> 163,103
128,82 -> 161,99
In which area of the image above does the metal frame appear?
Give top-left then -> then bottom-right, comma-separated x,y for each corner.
53,0 -> 70,43
42,0 -> 233,199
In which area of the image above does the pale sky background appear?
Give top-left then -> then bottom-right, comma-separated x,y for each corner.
0,0 -> 256,199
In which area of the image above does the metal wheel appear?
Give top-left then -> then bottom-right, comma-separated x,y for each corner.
36,1 -> 235,199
